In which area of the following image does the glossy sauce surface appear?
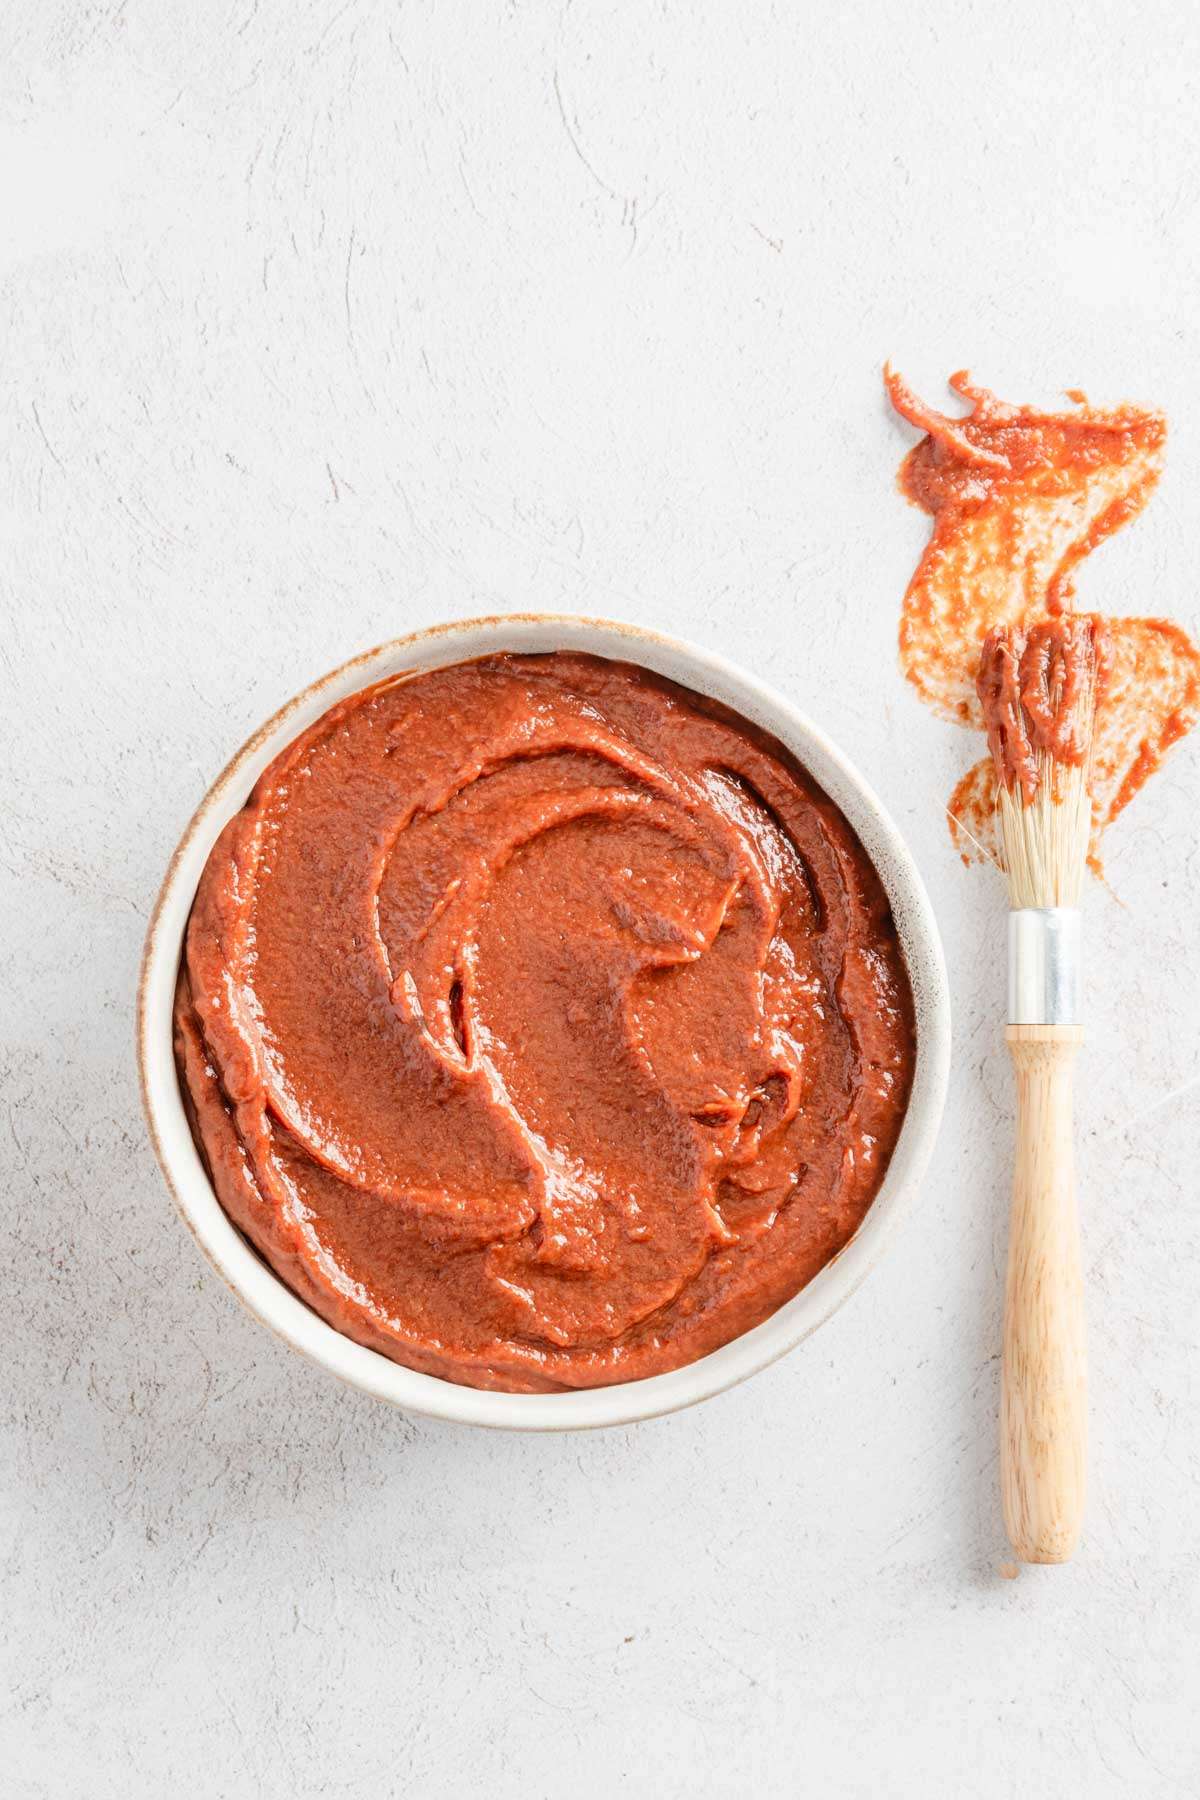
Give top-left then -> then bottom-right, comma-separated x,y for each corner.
175,653 -> 915,1391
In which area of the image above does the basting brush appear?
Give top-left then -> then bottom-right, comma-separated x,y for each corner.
977,615 -> 1107,1565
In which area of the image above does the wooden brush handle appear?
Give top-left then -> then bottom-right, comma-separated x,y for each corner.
1000,1024 -> 1087,1564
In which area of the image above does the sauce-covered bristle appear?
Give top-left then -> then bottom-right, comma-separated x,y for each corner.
976,617 -> 1105,908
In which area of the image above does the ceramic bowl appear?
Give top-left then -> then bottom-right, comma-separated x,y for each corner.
138,614 -> 950,1429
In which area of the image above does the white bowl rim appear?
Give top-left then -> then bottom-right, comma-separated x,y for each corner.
138,612 -> 951,1431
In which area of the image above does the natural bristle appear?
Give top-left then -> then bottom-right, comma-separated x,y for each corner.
996,755 -> 1092,908
977,616 -> 1104,908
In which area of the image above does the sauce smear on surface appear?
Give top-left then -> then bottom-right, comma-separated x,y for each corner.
885,368 -> 1200,860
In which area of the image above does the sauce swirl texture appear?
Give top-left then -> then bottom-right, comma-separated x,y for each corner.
175,653 -> 915,1391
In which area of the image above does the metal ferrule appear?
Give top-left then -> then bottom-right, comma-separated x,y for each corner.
1007,908 -> 1081,1025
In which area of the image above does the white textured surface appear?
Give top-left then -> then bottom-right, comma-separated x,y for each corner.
3,3 -> 1199,1795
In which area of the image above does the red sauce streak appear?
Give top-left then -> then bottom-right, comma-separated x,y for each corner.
885,368 -> 1200,863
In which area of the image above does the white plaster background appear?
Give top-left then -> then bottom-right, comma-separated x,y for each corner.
3,2 -> 1199,1795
